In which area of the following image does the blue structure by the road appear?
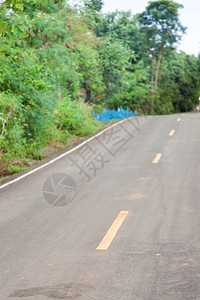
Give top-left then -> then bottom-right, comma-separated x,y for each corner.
93,107 -> 137,123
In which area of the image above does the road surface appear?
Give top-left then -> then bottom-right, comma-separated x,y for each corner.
0,113 -> 200,300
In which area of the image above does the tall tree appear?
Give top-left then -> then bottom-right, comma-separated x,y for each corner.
138,0 -> 186,112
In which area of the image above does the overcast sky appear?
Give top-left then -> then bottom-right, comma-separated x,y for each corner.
102,0 -> 200,56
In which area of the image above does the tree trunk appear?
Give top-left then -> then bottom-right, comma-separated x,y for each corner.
150,53 -> 155,113
85,88 -> 91,103
83,81 -> 91,103
154,47 -> 163,89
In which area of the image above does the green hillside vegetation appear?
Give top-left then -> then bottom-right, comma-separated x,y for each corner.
0,0 -> 200,177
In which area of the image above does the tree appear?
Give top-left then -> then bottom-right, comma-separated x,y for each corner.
159,52 -> 200,112
99,39 -> 134,109
95,11 -> 143,59
138,0 -> 186,112
84,0 -> 103,12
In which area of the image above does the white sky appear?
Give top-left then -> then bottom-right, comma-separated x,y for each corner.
102,0 -> 200,56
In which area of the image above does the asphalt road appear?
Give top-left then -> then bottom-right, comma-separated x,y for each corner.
0,113 -> 200,300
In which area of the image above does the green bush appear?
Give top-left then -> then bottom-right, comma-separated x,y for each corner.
53,97 -> 102,136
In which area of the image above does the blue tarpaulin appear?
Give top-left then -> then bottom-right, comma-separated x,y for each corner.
93,107 -> 137,123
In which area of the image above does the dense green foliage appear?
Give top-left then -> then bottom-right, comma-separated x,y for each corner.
137,0 -> 186,111
0,0 -> 200,175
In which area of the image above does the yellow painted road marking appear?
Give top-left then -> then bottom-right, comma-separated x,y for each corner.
96,211 -> 129,250
169,129 -> 175,136
177,118 -> 181,122
152,153 -> 162,164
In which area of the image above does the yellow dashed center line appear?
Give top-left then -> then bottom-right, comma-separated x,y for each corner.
169,129 -> 175,136
96,211 -> 129,250
177,118 -> 181,122
152,153 -> 162,164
